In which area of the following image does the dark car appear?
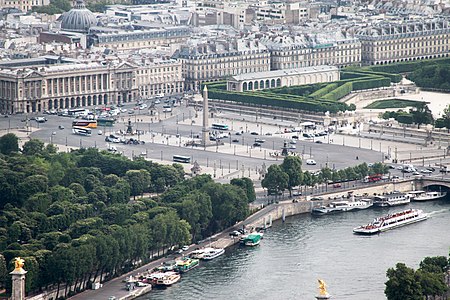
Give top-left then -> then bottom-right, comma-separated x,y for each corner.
253,142 -> 262,147
232,139 -> 240,143
426,166 -> 436,172
250,132 -> 259,135
315,140 -> 323,144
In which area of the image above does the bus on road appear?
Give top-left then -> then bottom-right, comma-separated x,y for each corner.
72,120 -> 97,128
211,123 -> 229,131
173,155 -> 191,163
68,108 -> 89,117
97,118 -> 115,127
72,127 -> 92,136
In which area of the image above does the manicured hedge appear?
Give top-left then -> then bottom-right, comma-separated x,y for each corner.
366,57 -> 450,74
352,77 -> 391,91
268,83 -> 328,96
310,83 -> 339,98
208,89 -> 349,113
323,82 -> 353,101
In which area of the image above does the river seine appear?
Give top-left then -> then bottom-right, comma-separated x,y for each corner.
138,199 -> 450,300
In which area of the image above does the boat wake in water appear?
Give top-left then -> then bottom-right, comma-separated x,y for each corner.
427,208 -> 450,216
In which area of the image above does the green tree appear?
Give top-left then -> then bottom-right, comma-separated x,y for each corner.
125,169 -> 151,200
385,263 -> 423,300
410,102 -> 434,128
0,133 -> 19,155
281,156 -> 303,196
230,177 -> 256,203
261,165 -> 288,196
0,254 -> 7,288
22,139 -> 45,156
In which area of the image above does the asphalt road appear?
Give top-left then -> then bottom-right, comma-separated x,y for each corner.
0,101 -> 382,175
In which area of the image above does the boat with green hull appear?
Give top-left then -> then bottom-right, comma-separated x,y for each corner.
175,257 -> 199,273
241,234 -> 261,247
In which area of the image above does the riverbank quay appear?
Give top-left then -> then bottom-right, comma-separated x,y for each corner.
63,179 -> 413,300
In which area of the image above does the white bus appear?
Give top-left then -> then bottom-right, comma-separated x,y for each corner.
211,123 -> 229,131
68,108 -> 89,117
173,155 -> 191,163
72,126 -> 92,136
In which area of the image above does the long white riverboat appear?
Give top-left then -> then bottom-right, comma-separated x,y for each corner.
311,199 -> 372,215
353,208 -> 428,235
373,192 -> 410,207
413,191 -> 447,202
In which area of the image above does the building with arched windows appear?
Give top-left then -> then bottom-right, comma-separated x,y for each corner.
356,18 -> 450,65
226,65 -> 339,92
0,57 -> 183,114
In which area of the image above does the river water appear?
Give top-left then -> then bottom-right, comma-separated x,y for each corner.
138,199 -> 450,300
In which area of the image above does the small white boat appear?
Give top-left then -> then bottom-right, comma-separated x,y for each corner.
353,208 -> 428,235
413,191 -> 447,201
312,199 -> 373,215
407,190 -> 426,200
202,248 -> 225,260
373,192 -> 410,207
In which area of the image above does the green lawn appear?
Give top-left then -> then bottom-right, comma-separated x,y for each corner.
364,99 -> 425,109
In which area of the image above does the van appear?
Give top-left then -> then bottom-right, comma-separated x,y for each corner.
306,159 -> 317,165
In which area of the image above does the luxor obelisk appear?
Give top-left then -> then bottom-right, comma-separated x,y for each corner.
201,85 -> 210,147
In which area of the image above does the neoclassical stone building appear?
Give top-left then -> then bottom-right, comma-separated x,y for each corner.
356,18 -> 450,65
227,65 -> 339,92
172,38 -> 270,91
0,58 -> 183,114
260,33 -> 361,70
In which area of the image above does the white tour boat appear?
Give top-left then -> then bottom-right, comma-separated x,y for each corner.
413,191 -> 447,201
353,208 -> 428,235
311,199 -> 373,215
201,248 -> 225,260
373,192 -> 410,207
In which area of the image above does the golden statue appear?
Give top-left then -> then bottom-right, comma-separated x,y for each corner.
14,257 -> 25,271
318,279 -> 328,296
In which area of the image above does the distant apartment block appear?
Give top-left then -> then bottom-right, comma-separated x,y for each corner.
0,0 -> 49,12
173,39 -> 270,91
356,18 -> 450,65
261,34 -> 361,70
88,26 -> 191,51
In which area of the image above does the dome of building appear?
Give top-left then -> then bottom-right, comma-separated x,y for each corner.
60,0 -> 96,33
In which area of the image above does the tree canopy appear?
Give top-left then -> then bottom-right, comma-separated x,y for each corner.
0,136 -> 254,297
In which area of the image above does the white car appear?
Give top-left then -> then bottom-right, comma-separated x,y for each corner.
181,245 -> 189,251
289,145 -> 296,150
306,159 -> 317,165
421,169 -> 432,174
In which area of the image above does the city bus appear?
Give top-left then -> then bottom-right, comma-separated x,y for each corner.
72,126 -> 92,136
72,120 -> 98,128
211,123 -> 229,131
173,155 -> 191,163
68,108 -> 89,117
97,118 -> 115,127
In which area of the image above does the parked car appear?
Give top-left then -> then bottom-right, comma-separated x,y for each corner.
232,139 -> 240,143
253,142 -> 262,147
306,159 -> 317,165
229,231 -> 241,237
250,131 -> 259,135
